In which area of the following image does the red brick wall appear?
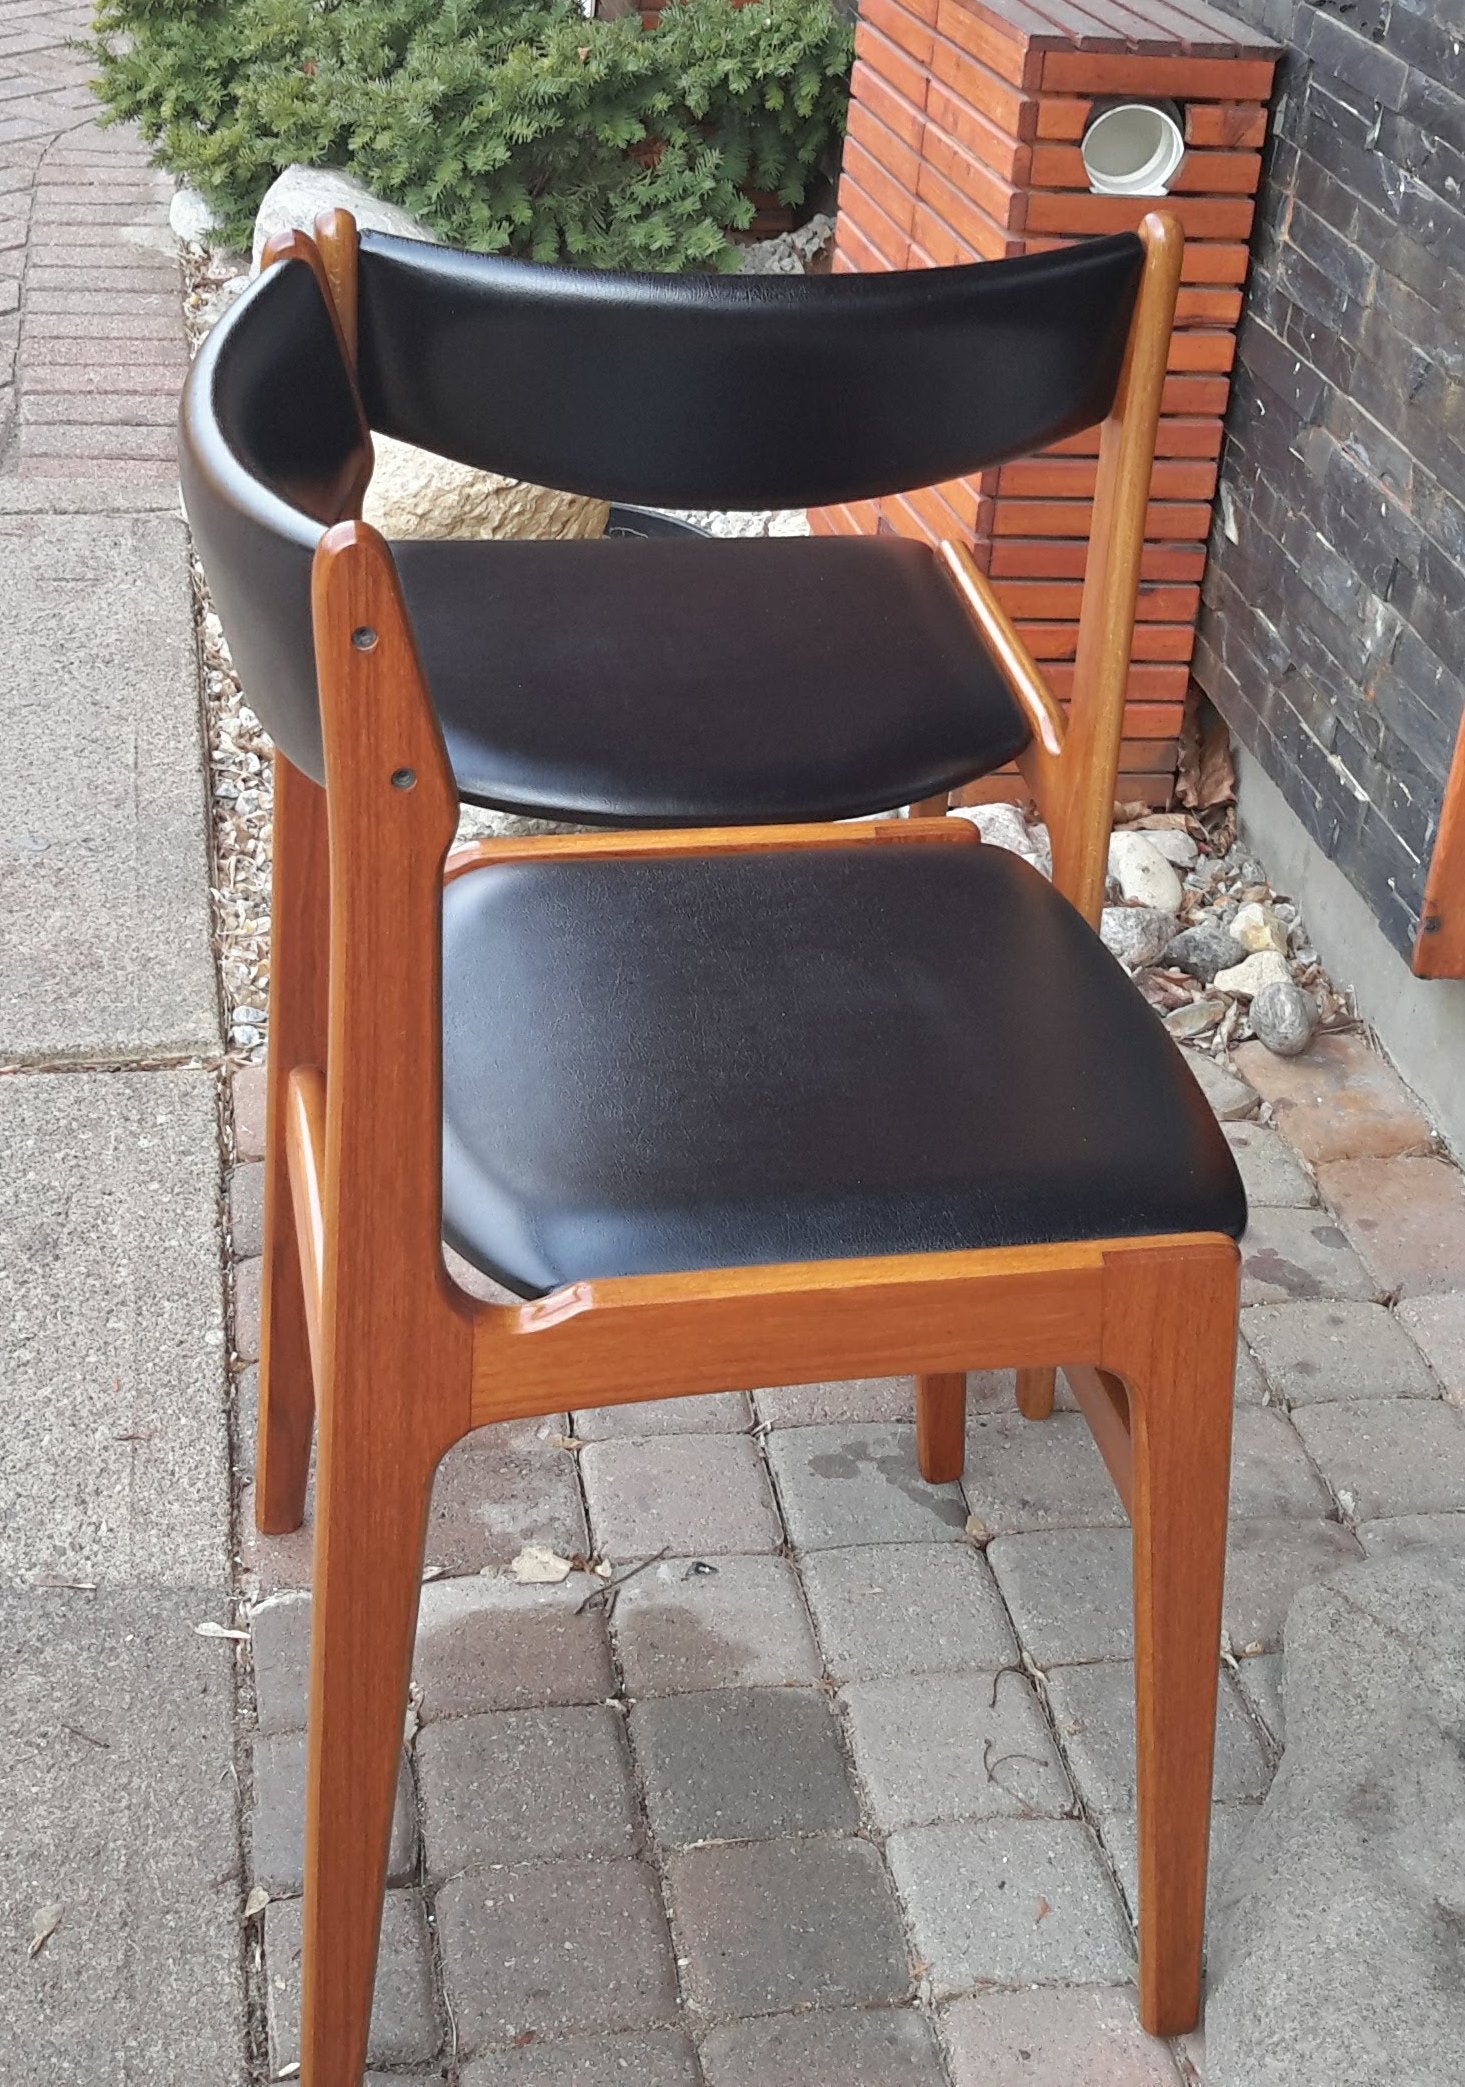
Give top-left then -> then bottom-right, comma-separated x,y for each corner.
815,0 -> 1277,804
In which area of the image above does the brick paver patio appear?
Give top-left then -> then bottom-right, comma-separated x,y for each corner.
3,9 -> 1465,2084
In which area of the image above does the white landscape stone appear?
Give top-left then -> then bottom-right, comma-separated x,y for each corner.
364,434 -> 609,544
1232,900 -> 1290,954
170,186 -> 221,245
1107,831 -> 1185,912
1138,827 -> 1200,869
1213,949 -> 1291,999
251,164 -> 442,273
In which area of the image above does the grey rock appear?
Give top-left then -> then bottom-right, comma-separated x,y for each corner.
251,164 -> 441,273
1164,995 -> 1225,1040
1166,919 -> 1247,983
1252,979 -> 1319,1057
1207,1555 -> 1465,2087
169,185 -> 221,244
1100,904 -> 1178,970
1144,828 -> 1201,868
955,801 -> 1050,873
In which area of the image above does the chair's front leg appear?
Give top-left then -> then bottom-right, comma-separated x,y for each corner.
257,751 -> 330,1532
1109,1240 -> 1239,2036
298,1356 -> 443,2087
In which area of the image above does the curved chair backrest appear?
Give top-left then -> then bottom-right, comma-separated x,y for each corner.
179,256 -> 369,780
179,229 -> 1146,779
355,230 -> 1145,510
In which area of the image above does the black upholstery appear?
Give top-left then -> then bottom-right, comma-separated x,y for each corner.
356,229 -> 1145,509
398,533 -> 1030,824
179,259 -> 367,782
178,232 -> 1137,809
441,844 -> 1247,1298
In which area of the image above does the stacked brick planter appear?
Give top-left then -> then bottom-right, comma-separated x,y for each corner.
813,0 -> 1279,805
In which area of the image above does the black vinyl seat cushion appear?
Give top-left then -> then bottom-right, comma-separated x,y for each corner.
395,533 -> 1032,825
441,844 -> 1247,1299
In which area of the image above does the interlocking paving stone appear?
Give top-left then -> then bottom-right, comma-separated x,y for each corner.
250,1591 -> 312,1734
840,1669 -> 1070,1829
1233,1651 -> 1285,1749
232,1062 -> 268,1160
631,1687 -> 857,1845
1044,1661 -> 1271,1814
1290,1400 -> 1465,1522
0,1591 -> 243,2087
428,1422 -> 588,1574
987,1528 -> 1133,1664
699,2005 -> 948,2086
941,1987 -> 1183,2086
1317,1155 -> 1465,1298
888,1818 -> 1133,1992
415,1574 -> 615,1719
580,1436 -> 781,1558
666,1837 -> 911,2015
1232,1034 -> 1435,1164
461,2029 -> 701,2086
1102,1800 -> 1260,1936
961,1412 -> 1127,1533
0,512 -> 216,1058
0,1070 -> 229,1588
435,1858 -> 679,2053
265,1889 -> 439,2071
233,1254 -> 260,1363
765,1424 -> 968,1547
1240,1209 -> 1380,1306
1242,1300 -> 1441,1404
800,1543 -> 1017,1680
1396,1293 -> 1465,1402
572,1392 -> 752,1438
1222,1518 -> 1364,1653
228,1160 -> 264,1259
1358,1513 -> 1465,1560
1223,1120 -> 1318,1208
612,1552 -> 820,1694
754,1372 -> 1014,1426
252,1728 -> 416,1894
418,1706 -> 638,1877
1229,1408 -> 1331,1518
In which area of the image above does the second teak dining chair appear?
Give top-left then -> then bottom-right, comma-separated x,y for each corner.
181,207 -> 1246,2087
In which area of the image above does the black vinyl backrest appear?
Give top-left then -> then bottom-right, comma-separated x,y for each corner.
356,230 -> 1146,510
178,258 -> 369,781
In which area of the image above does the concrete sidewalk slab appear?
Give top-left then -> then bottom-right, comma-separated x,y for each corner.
0,1067 -> 229,1587
0,509 -> 217,1062
0,1589 -> 244,2086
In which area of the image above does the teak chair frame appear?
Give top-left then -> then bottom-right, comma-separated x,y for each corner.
251,210 -> 1237,2085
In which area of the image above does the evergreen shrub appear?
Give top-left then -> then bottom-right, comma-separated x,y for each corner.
87,0 -> 853,270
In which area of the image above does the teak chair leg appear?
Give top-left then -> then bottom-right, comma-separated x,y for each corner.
1113,1244 -> 1238,2036
298,1381 -> 440,2087
1016,1366 -> 1057,1419
257,751 -> 330,1533
916,1372 -> 967,1482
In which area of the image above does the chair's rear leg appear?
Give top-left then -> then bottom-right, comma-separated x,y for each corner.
298,1382 -> 439,2087
1118,1245 -> 1238,2037
257,753 -> 329,1533
916,1373 -> 967,1482
1016,1366 -> 1056,1419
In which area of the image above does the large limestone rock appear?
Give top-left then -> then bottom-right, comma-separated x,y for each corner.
251,164 -> 442,273
1207,1553 -> 1465,2087
363,435 -> 609,544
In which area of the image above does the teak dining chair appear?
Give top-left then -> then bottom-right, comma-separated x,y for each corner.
180,209 -> 1245,2086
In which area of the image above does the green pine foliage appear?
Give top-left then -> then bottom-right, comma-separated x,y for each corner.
86,0 -> 853,271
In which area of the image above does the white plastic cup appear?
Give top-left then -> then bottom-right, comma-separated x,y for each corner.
1080,99 -> 1186,197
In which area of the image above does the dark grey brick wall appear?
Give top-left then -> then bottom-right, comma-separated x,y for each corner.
1195,0 -> 1465,960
